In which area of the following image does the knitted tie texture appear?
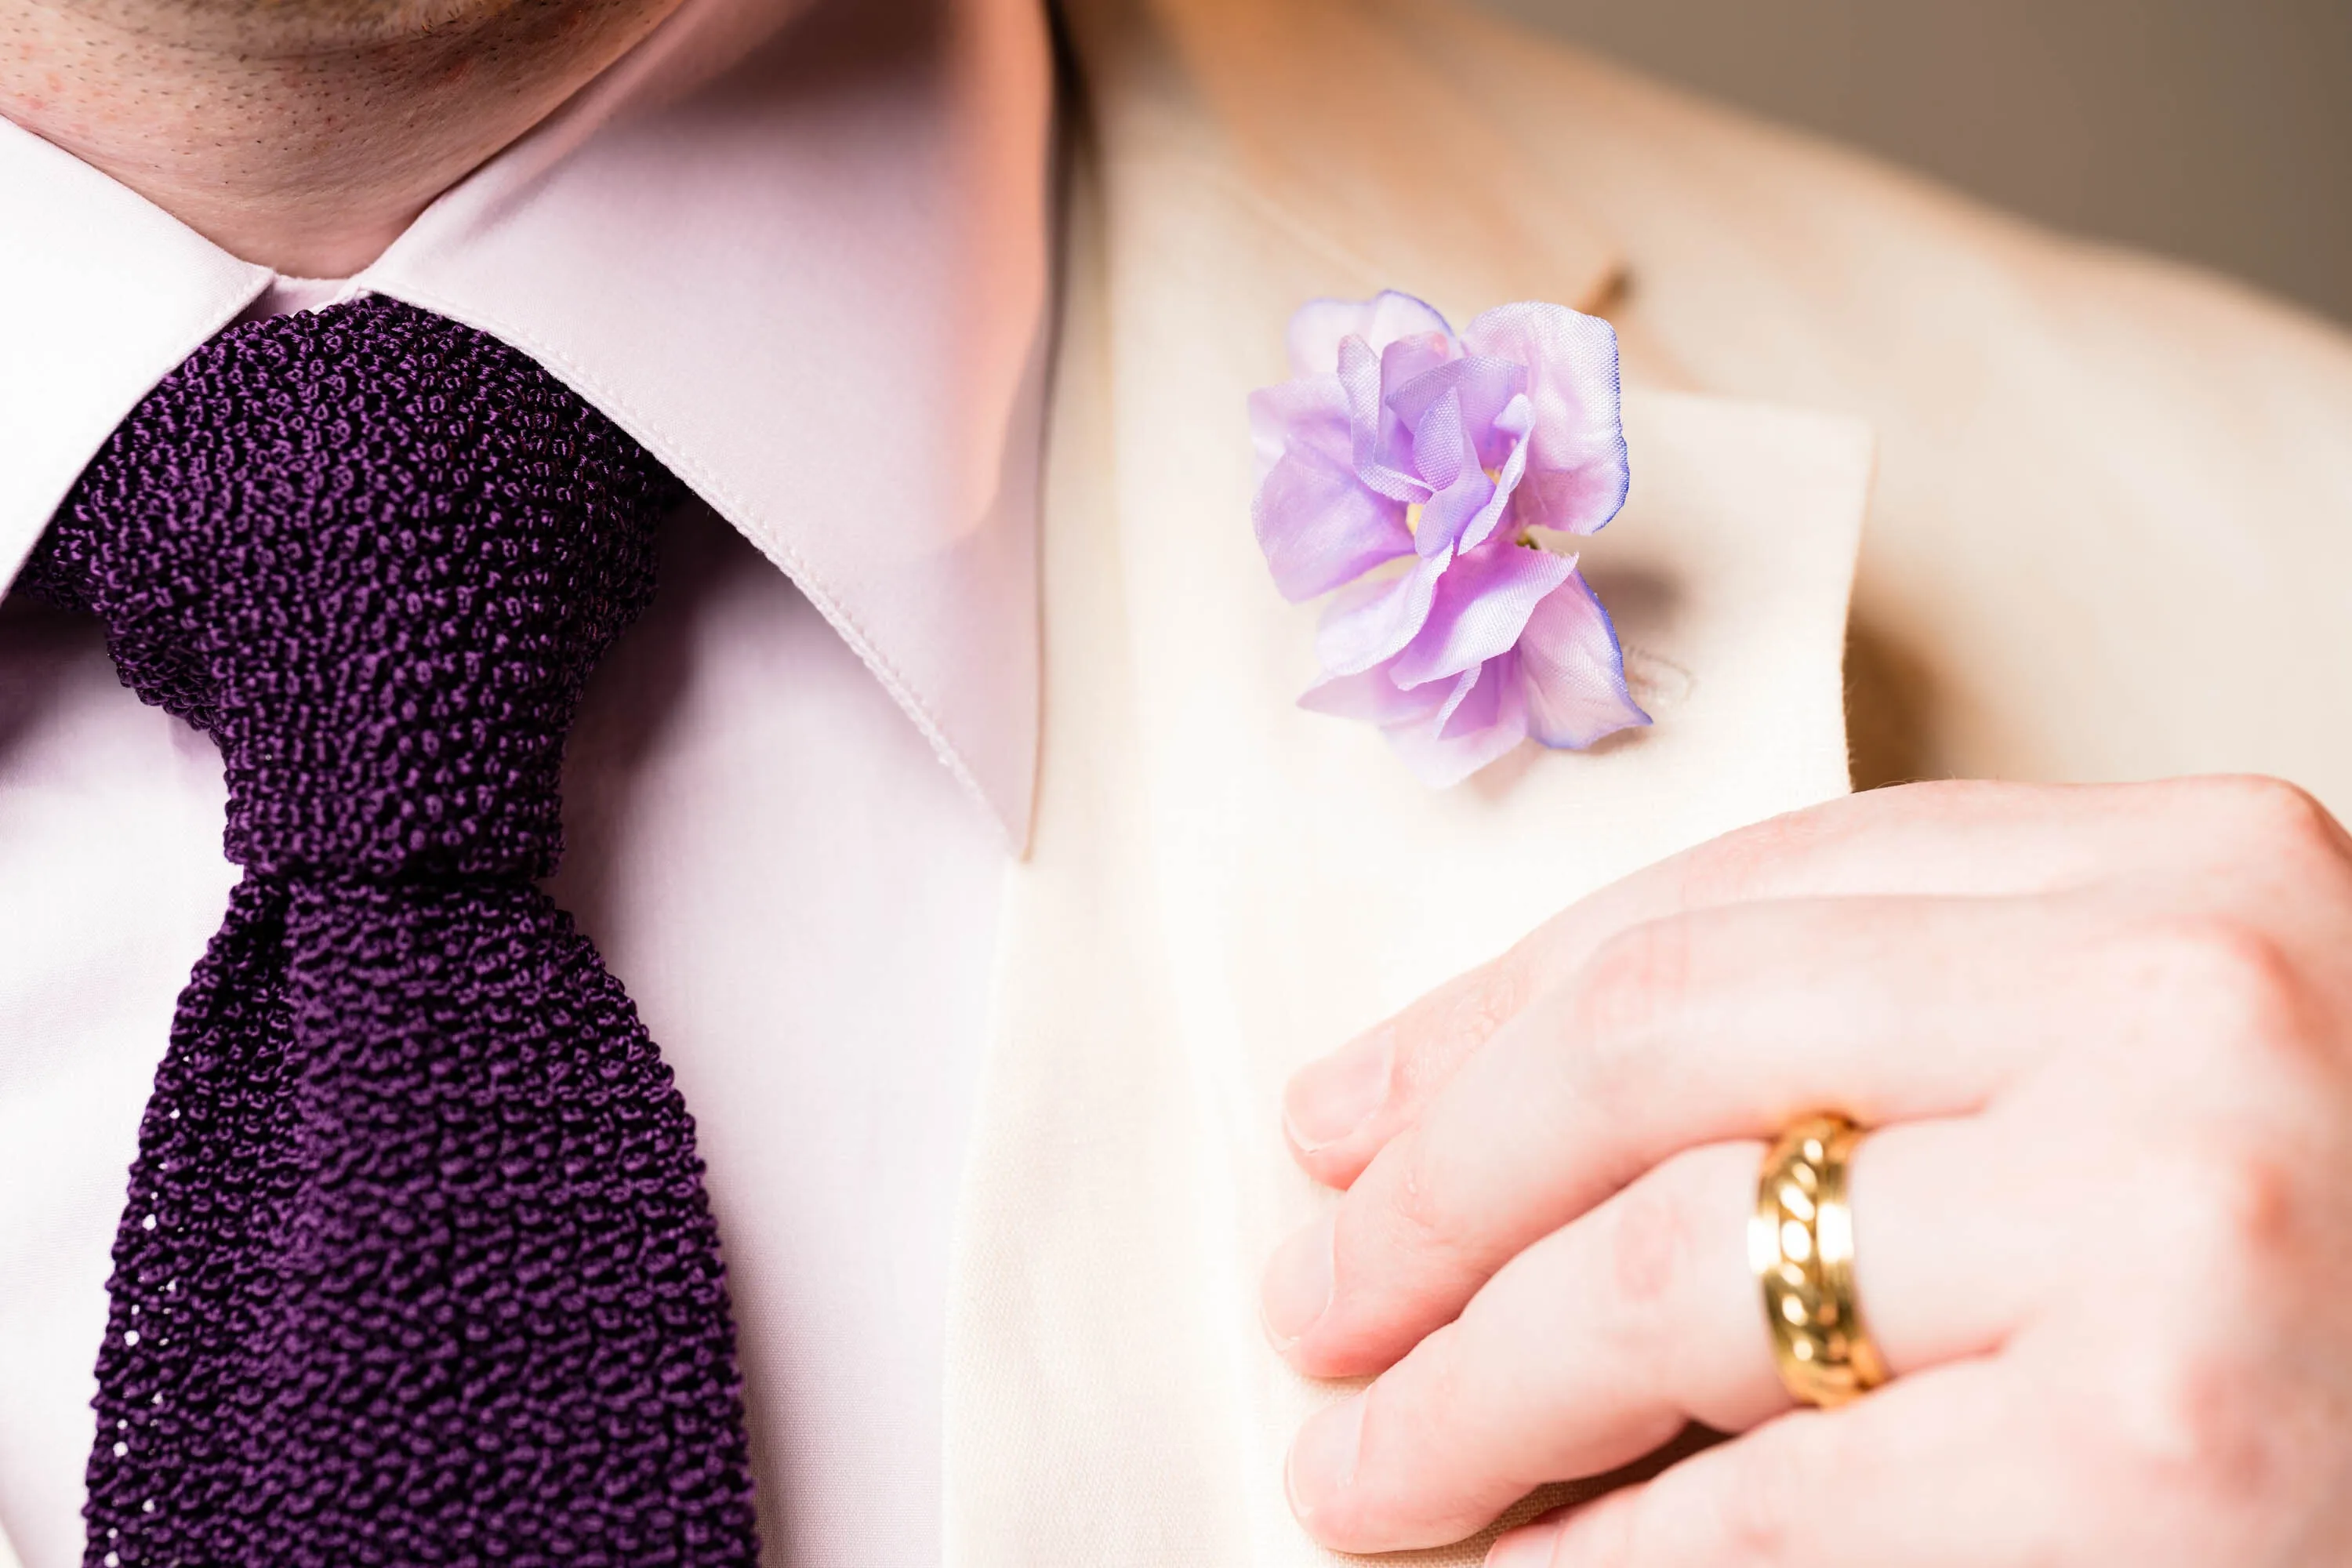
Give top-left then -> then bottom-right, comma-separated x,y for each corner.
26,296 -> 760,1568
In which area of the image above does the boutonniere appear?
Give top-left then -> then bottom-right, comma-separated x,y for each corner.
1249,292 -> 1648,786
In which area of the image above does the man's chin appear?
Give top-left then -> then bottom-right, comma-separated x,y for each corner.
40,0 -> 612,58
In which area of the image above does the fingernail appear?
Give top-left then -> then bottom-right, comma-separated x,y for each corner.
1283,1029 -> 1395,1152
1486,1521 -> 1562,1568
1284,1392 -> 1367,1523
1260,1211 -> 1336,1348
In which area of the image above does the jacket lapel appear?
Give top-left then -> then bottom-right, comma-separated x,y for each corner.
943,2 -> 1874,1563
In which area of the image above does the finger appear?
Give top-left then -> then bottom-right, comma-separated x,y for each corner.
1285,1143 -> 1773,1553
1286,1123 -> 2050,1552
1282,778 -> 2216,1190
1496,1359 -> 2058,1568
1280,953 -> 1535,1173
1269,894 -> 2078,1374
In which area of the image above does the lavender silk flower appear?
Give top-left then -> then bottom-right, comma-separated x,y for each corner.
1250,291 -> 1649,786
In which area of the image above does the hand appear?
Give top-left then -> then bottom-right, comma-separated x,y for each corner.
1264,778 -> 2352,1566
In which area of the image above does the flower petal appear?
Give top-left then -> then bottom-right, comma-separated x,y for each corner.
1253,443 -> 1414,601
1437,653 -> 1506,740
1454,394 -> 1534,554
1340,335 -> 1431,503
1407,383 -> 1470,493
1388,537 -> 1577,688
1248,373 -> 1348,484
1410,458 -> 1499,557
1287,291 -> 1456,376
1379,332 -> 1462,396
1374,332 -> 1463,481
1385,655 -> 1530,786
1461,302 -> 1628,535
1399,381 -> 1506,558
1314,550 -> 1450,676
1383,361 -> 1534,553
1518,567 -> 1650,748
1387,354 -> 1526,469
1297,656 -> 1450,727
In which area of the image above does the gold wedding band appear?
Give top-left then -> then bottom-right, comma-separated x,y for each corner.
1751,1114 -> 1887,1409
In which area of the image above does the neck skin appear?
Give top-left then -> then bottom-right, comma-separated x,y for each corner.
0,0 -> 687,276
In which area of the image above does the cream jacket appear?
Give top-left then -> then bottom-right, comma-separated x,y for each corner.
942,1 -> 2352,1566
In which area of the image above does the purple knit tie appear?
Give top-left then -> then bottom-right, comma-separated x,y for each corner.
26,297 -> 760,1567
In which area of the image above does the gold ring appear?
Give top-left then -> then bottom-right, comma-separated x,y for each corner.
1751,1113 -> 1887,1408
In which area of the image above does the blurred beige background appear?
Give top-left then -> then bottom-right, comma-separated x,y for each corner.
1481,0 -> 2352,327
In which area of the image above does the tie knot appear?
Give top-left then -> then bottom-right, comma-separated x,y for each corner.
33,296 -> 678,881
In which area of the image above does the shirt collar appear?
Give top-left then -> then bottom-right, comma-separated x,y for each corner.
0,0 -> 1054,844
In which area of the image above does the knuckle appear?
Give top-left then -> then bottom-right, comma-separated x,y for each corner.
1673,782 -> 2002,906
2102,1335 -> 2286,1520
1677,809 -> 1830,906
1604,1156 -> 1706,1315
1555,1497 -> 1641,1568
1875,775 -> 2014,815
1403,958 -> 1533,1085
1367,1127 -> 1475,1268
2122,913 -> 2317,1065
2180,775 -> 2346,859
1570,919 -> 1694,1048
2165,1141 -> 2301,1279
1361,1327 -> 1470,1473
2170,775 -> 2352,900
1713,1419 -> 1824,1560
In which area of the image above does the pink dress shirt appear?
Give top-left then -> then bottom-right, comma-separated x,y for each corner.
0,0 -> 1054,1563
